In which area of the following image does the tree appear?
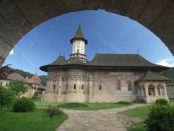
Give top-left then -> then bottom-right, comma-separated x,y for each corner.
39,75 -> 47,86
0,85 -> 15,108
8,80 -> 27,97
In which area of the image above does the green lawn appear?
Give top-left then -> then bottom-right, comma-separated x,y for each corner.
122,106 -> 151,120
0,109 -> 68,131
34,100 -> 59,108
35,101 -> 131,110
121,106 -> 152,131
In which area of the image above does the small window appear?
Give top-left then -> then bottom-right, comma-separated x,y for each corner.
74,84 -> 76,89
128,80 -> 132,91
117,80 -> 121,90
81,85 -> 84,89
53,85 -> 56,89
99,85 -> 102,90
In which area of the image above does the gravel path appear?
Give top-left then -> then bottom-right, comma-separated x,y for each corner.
56,104 -> 146,131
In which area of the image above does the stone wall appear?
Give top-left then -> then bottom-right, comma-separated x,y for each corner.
42,69 -> 145,103
0,79 -> 9,87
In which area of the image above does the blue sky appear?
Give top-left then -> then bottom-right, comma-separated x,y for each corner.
4,10 -> 174,75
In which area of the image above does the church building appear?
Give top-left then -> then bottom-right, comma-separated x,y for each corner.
40,26 -> 169,103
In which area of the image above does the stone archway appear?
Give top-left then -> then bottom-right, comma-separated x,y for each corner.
148,84 -> 155,96
0,0 -> 174,64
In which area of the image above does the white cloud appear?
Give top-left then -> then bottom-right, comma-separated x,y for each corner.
9,49 -> 14,55
157,58 -> 174,67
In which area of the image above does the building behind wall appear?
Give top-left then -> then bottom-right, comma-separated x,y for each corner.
0,65 -> 45,98
40,26 -> 169,103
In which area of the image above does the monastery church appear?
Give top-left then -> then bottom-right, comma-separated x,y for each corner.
40,26 -> 168,103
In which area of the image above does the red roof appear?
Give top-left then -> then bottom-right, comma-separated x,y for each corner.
26,74 -> 40,84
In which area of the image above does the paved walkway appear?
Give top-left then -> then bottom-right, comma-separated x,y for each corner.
56,104 -> 147,131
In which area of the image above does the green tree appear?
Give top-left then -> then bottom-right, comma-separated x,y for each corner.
8,80 -> 27,97
39,75 -> 47,86
0,86 -> 15,108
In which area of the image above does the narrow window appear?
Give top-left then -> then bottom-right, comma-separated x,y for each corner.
53,85 -> 56,93
117,80 -> 121,90
77,49 -> 79,53
128,80 -> 132,91
74,84 -> 76,89
81,85 -> 84,89
99,85 -> 102,90
53,85 -> 56,89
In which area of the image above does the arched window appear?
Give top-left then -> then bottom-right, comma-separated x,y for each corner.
99,85 -> 102,90
81,85 -> 84,89
157,84 -> 164,96
117,80 -> 121,90
53,85 -> 56,93
53,85 -> 55,89
128,80 -> 132,91
74,84 -> 76,89
148,84 -> 155,96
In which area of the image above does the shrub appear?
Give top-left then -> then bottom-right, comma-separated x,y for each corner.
146,105 -> 174,131
45,105 -> 62,118
13,97 -> 35,112
32,91 -> 39,100
0,86 -> 15,108
117,101 -> 131,105
59,103 -> 88,108
8,80 -> 27,97
155,98 -> 168,105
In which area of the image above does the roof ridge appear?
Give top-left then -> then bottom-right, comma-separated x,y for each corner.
95,53 -> 139,55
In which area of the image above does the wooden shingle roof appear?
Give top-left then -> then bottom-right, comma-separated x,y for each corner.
40,54 -> 169,72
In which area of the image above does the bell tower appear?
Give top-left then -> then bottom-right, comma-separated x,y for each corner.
69,25 -> 88,63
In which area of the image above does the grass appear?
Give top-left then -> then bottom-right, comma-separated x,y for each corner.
35,101 -> 132,110
34,100 -> 58,108
0,108 -> 68,131
121,106 -> 152,131
122,106 -> 151,120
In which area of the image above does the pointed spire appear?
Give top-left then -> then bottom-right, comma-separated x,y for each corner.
70,25 -> 88,44
74,25 -> 84,38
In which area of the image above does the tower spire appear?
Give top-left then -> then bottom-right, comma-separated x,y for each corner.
69,25 -> 88,63
74,25 -> 84,38
70,25 -> 88,44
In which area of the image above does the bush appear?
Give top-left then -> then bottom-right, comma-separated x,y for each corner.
8,80 -> 27,97
45,105 -> 62,118
13,97 -> 35,112
116,101 -> 131,105
32,91 -> 39,100
155,98 -> 168,105
0,86 -> 15,108
59,103 -> 88,108
146,105 -> 174,131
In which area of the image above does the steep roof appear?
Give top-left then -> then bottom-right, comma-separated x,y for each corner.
26,74 -> 40,84
140,71 -> 168,81
70,25 -> 88,44
7,72 -> 27,82
74,25 -> 84,38
40,54 -> 169,72
49,56 -> 66,65
89,54 -> 163,67
37,84 -> 46,90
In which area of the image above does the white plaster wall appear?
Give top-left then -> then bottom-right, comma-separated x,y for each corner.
72,40 -> 85,54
